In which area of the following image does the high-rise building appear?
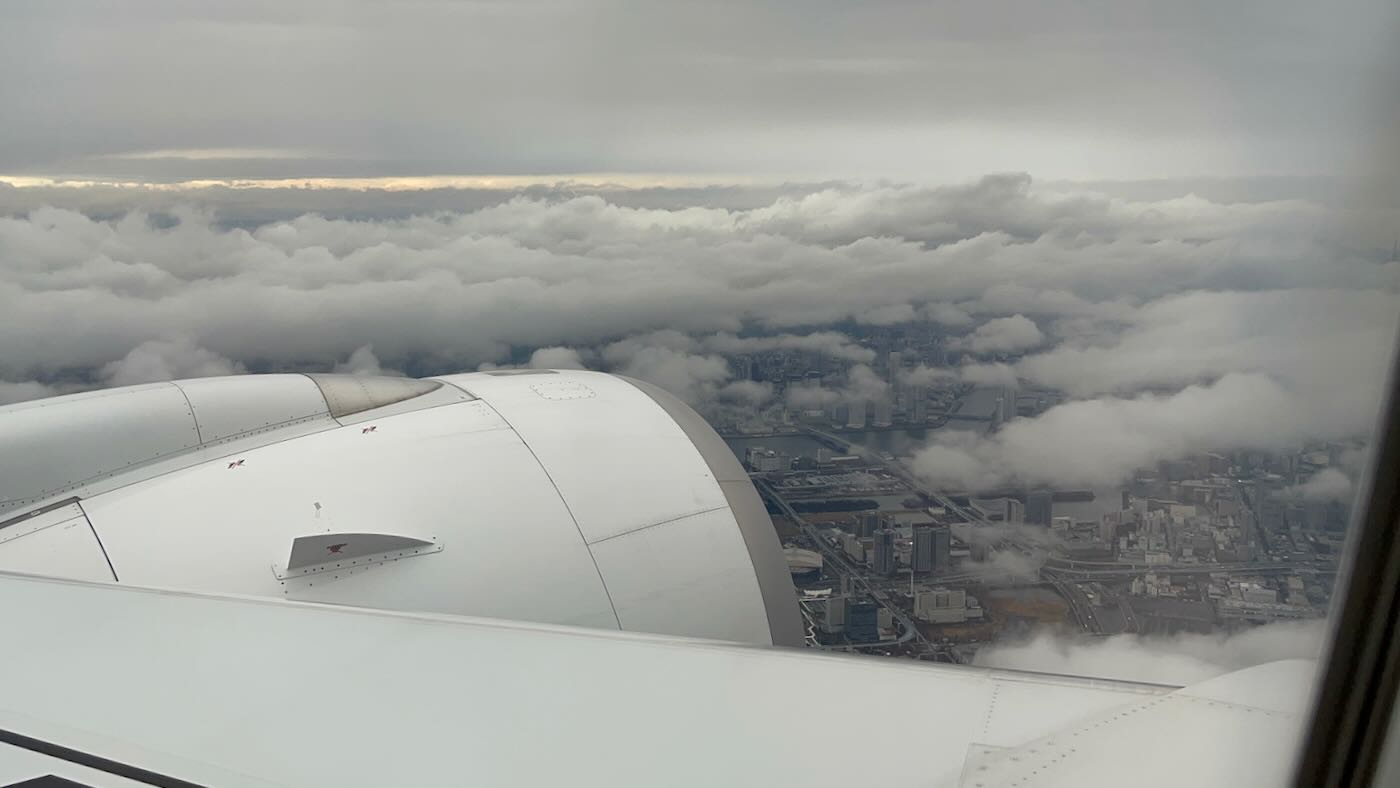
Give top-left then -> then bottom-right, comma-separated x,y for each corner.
824,596 -> 846,634
872,399 -> 894,427
845,602 -> 879,643
913,526 -> 934,573
744,447 -> 763,469
841,533 -> 864,562
1026,491 -> 1053,526
857,512 -> 881,538
911,389 -> 929,424
873,528 -> 897,576
846,400 -> 866,429
827,401 -> 843,424
932,525 -> 951,572
1100,512 -> 1120,543
734,356 -> 755,382
1004,499 -> 1024,524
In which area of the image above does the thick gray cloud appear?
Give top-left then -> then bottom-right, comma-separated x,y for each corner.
1,1 -> 1395,181
0,175 -> 1396,495
0,380 -> 58,406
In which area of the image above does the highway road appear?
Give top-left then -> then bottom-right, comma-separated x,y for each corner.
755,477 -> 925,650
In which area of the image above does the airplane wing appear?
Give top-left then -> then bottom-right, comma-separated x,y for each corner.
0,570 -> 1310,788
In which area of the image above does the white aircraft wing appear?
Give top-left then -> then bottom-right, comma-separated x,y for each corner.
0,571 -> 1311,788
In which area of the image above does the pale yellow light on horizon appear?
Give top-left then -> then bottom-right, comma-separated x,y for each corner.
0,172 -> 769,192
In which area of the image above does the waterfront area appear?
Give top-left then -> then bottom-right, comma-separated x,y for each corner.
714,354 -> 1343,662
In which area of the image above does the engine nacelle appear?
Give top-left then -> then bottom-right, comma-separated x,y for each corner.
0,370 -> 802,647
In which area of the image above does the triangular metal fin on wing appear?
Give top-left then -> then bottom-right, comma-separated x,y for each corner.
282,532 -> 440,575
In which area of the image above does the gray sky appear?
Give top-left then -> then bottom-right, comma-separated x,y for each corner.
3,0 -> 1396,182
2,0 -> 1398,492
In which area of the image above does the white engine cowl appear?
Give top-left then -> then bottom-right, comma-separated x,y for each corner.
0,370 -> 803,647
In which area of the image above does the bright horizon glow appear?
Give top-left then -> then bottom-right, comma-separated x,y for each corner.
0,173 -> 774,191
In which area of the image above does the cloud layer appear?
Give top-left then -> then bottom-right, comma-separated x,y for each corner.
1,175 -> 1395,492
974,619 -> 1328,685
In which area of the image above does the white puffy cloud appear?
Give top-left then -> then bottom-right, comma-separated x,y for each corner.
99,337 -> 244,387
897,365 -> 959,387
845,364 -> 892,402
599,338 -> 730,406
974,619 -> 1327,686
924,302 -> 975,327
333,345 -> 394,376
1285,468 -> 1355,502
911,374 -> 1325,490
1016,289 -> 1398,404
700,331 -> 875,364
718,380 -> 775,407
957,314 -> 1044,354
905,286 -> 1395,490
0,176 -> 1395,482
784,363 -> 892,411
972,283 -> 1137,322
3,176 -> 1391,386
528,346 -> 587,370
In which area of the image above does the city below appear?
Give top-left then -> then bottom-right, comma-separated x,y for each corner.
705,323 -> 1346,664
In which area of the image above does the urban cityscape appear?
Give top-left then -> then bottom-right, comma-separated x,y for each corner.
700,321 -> 1345,664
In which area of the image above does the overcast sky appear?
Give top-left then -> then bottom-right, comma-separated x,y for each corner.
2,1 -> 1398,494
3,0 -> 1396,182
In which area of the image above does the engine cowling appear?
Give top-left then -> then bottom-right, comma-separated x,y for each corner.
0,370 -> 802,647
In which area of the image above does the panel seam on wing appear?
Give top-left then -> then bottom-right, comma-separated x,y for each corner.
466,395 -> 623,630
584,505 -> 732,546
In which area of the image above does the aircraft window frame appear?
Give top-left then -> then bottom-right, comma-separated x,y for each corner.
1293,337 -> 1400,787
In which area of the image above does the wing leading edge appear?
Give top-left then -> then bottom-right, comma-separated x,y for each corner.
0,571 -> 1309,788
